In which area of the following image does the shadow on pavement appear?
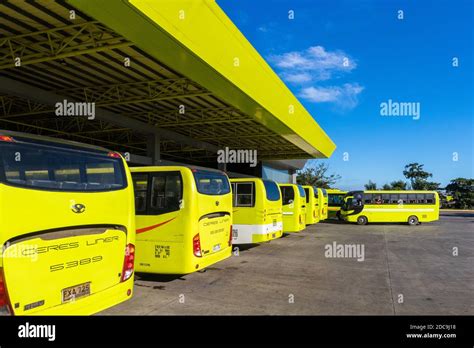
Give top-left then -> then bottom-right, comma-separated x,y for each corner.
135,273 -> 185,283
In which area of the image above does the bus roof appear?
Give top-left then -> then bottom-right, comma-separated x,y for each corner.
0,129 -> 112,153
326,188 -> 347,193
346,190 -> 439,195
230,177 -> 269,183
130,165 -> 227,176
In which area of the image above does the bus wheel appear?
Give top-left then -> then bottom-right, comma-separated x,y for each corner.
408,215 -> 419,226
357,216 -> 368,225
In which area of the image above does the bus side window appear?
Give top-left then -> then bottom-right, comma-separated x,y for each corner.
304,188 -> 310,203
425,194 -> 435,204
132,174 -> 148,214
399,194 -> 408,204
390,194 -> 399,204
231,182 -> 236,206
416,194 -> 426,204
281,186 -> 294,205
382,194 -> 390,204
374,195 -> 382,204
150,172 -> 182,214
408,194 -> 417,204
234,182 -> 254,207
363,194 -> 373,204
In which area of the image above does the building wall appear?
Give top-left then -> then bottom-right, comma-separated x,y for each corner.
262,166 -> 292,183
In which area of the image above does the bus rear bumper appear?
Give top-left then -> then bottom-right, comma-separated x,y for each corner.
232,223 -> 283,244
27,278 -> 134,315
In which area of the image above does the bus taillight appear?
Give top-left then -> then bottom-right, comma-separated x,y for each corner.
193,233 -> 202,257
0,268 -> 12,315
228,225 -> 233,246
0,136 -> 14,142
108,152 -> 121,158
121,244 -> 135,282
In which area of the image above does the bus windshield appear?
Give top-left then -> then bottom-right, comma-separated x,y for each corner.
0,141 -> 126,191
193,170 -> 230,195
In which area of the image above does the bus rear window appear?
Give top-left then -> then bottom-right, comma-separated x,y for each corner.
193,170 -> 230,195
297,185 -> 306,197
263,180 -> 280,201
0,142 -> 126,191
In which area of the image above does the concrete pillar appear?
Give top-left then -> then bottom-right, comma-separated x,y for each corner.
289,169 -> 297,184
146,134 -> 161,165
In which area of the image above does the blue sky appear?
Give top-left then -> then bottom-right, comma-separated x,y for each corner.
218,0 -> 473,190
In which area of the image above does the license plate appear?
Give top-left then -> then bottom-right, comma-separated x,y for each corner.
273,219 -> 277,226
213,244 -> 221,252
232,229 -> 238,238
62,282 -> 91,303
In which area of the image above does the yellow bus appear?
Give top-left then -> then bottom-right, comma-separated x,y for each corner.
0,130 -> 135,315
230,178 -> 283,244
340,190 -> 440,225
327,189 -> 347,220
316,188 -> 329,220
303,186 -> 319,224
130,166 -> 232,274
279,184 -> 306,232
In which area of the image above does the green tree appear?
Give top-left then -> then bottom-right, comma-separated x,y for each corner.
364,180 -> 377,190
445,178 -> 474,209
403,163 -> 439,190
382,183 -> 392,190
296,162 -> 341,188
389,180 -> 408,190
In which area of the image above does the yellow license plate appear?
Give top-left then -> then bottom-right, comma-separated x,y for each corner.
62,282 -> 91,303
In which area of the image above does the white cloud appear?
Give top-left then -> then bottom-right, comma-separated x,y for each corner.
300,83 -> 364,109
268,45 -> 363,110
282,72 -> 313,83
269,45 -> 356,82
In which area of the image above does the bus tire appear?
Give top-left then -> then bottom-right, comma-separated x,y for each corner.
357,216 -> 368,225
408,215 -> 419,226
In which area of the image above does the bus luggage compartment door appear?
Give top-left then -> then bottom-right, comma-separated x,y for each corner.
198,213 -> 231,256
2,227 -> 126,315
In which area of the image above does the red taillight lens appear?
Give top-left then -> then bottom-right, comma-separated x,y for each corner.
108,152 -> 121,158
0,136 -> 14,142
121,243 -> 135,282
193,233 -> 202,257
228,225 -> 233,246
0,268 -> 12,315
